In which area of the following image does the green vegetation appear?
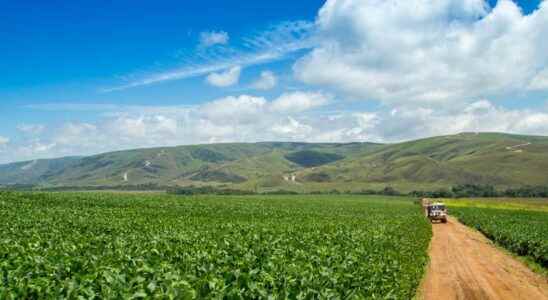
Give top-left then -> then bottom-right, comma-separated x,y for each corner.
302,132 -> 548,190
411,184 -> 548,198
2,133 -> 548,192
0,192 -> 431,299
303,172 -> 332,182
0,142 -> 378,189
284,150 -> 344,167
448,198 -> 548,269
167,186 -> 255,195
443,197 -> 548,212
189,148 -> 230,163
189,169 -> 247,183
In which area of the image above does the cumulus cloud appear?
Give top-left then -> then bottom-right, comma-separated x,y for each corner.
251,71 -> 277,90
199,30 -> 229,47
206,66 -> 242,87
53,123 -> 100,149
200,95 -> 267,123
3,95 -> 548,164
0,91 -> 336,163
109,115 -> 178,139
370,100 -> 548,141
294,0 -> 548,104
271,117 -> 313,139
270,91 -> 330,112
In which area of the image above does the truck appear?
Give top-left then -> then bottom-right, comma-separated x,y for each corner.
421,199 -> 448,223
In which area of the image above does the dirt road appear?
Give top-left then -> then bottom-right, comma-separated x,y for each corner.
420,217 -> 548,300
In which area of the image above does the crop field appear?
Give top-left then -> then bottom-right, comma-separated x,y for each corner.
0,192 -> 431,299
448,199 -> 548,269
443,197 -> 548,212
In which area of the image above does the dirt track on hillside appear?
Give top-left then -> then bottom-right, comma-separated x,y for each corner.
420,217 -> 548,300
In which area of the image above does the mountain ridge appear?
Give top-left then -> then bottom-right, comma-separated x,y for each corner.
2,132 -> 547,192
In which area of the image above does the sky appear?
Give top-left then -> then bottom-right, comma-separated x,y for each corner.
1,0 -> 547,164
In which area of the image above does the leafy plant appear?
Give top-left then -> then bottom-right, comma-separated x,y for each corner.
0,191 -> 431,299
451,206 -> 548,268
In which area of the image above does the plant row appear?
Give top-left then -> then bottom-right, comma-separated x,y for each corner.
0,192 -> 431,299
451,206 -> 548,268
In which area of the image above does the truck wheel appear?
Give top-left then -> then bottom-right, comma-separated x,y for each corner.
442,218 -> 447,223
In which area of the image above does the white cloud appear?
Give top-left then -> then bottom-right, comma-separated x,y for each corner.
199,31 -> 229,47
17,124 -> 45,135
200,95 -> 267,121
0,91 -> 331,163
104,21 -> 314,92
5,94 -> 548,164
271,117 -> 312,139
369,100 -> 548,141
270,91 -> 330,113
354,112 -> 379,131
198,91 -> 329,119
251,71 -> 277,90
294,0 -> 548,104
12,141 -> 57,160
54,123 -> 99,147
28,142 -> 56,153
109,115 -> 178,139
5,1 -> 548,165
206,66 -> 242,87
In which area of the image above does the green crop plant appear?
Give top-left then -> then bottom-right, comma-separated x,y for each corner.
0,192 -> 431,299
451,206 -> 548,268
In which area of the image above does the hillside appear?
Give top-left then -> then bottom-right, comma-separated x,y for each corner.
0,142 -> 380,189
298,132 -> 548,191
1,133 -> 547,192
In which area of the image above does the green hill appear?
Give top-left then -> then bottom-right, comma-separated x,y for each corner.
1,133 -> 547,192
299,133 -> 548,191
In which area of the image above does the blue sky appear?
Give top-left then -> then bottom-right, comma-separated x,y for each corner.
1,0 -> 547,163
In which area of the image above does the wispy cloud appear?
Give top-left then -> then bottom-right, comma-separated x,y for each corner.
102,21 -> 315,92
199,31 -> 229,48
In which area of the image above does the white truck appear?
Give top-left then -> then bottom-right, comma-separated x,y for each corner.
425,202 -> 448,223
421,198 -> 448,223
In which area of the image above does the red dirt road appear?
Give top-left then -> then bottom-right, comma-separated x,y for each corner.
420,217 -> 548,300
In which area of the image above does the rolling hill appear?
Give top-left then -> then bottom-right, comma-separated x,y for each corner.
1,133 -> 547,192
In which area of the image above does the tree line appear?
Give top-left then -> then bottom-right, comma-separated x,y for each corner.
410,184 -> 548,198
2,183 -> 548,198
167,184 -> 548,198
